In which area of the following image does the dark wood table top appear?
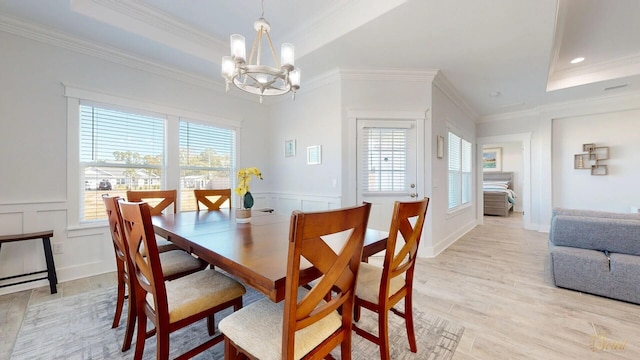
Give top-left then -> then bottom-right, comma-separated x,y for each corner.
152,209 -> 388,302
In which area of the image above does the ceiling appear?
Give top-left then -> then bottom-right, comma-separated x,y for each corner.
1,0 -> 639,119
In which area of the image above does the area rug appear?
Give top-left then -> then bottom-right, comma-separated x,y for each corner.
11,286 -> 463,359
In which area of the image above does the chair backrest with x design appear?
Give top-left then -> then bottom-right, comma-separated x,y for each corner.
282,202 -> 371,358
194,189 -> 232,211
126,190 -> 177,216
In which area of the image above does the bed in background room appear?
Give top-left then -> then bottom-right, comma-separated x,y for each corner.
483,172 -> 517,217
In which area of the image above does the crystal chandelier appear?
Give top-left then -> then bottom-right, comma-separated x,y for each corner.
221,0 -> 301,103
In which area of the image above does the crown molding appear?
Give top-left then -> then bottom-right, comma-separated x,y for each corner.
547,54 -> 640,91
339,68 -> 438,82
479,90 -> 640,123
289,0 -> 408,59
0,13 -> 227,92
70,0 -> 227,62
433,71 -> 479,122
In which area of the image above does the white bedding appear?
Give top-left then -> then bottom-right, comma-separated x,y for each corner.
483,181 -> 518,204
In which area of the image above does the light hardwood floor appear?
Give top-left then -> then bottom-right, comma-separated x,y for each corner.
1,213 -> 638,359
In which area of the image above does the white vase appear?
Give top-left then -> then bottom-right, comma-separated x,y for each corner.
235,208 -> 252,223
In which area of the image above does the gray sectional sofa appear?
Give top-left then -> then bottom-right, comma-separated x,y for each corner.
548,208 -> 640,304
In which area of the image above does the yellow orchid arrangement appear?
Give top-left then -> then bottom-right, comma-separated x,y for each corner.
234,167 -> 263,209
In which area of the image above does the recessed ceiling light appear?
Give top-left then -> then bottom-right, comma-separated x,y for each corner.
570,57 -> 585,64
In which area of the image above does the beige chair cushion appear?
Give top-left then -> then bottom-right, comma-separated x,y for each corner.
155,236 -> 180,252
159,250 -> 203,278
146,269 -> 246,323
140,236 -> 180,256
218,288 -> 341,360
356,262 -> 405,304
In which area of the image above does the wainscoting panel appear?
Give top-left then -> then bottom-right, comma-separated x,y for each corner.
265,192 -> 342,215
0,201 -> 115,295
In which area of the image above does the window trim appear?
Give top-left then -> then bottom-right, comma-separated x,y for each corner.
65,84 -> 241,228
446,126 -> 473,214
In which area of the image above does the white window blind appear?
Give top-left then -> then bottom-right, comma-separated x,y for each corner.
448,132 -> 461,209
361,127 -> 407,192
448,130 -> 472,210
179,121 -> 236,211
461,139 -> 472,204
80,103 -> 165,220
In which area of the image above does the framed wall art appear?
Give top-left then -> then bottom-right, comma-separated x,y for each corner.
307,145 -> 322,165
482,147 -> 502,172
284,139 -> 296,157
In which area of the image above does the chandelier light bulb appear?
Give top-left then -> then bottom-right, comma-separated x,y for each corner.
221,56 -> 235,77
230,34 -> 246,63
290,68 -> 301,88
281,43 -> 295,70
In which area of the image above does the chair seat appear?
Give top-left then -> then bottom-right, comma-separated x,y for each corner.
159,250 -> 205,279
155,236 -> 180,252
356,262 -> 405,304
146,269 -> 246,323
219,288 -> 342,360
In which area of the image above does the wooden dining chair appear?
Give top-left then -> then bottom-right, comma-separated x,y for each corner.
126,190 -> 179,252
102,195 -> 209,352
119,200 -> 246,360
219,203 -> 371,360
353,197 -> 430,360
194,189 -> 232,211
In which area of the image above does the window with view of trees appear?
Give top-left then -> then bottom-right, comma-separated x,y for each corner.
448,130 -> 472,210
80,104 -> 165,221
179,121 -> 235,211
79,102 -> 236,221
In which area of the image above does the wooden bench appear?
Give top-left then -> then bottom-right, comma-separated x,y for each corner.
0,230 -> 58,294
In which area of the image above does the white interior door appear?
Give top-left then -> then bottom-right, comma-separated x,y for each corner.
356,119 -> 417,231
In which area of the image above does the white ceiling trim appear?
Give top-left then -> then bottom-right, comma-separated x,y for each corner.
63,83 -> 243,128
479,90 -> 640,123
288,0 -> 408,59
71,0 -> 227,62
547,54 -> 640,91
0,14 -> 221,91
433,71 -> 478,122
71,0 -> 408,64
339,68 -> 438,82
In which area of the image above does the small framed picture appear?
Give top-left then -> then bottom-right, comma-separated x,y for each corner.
307,145 -> 322,165
284,139 -> 296,157
482,147 -> 502,172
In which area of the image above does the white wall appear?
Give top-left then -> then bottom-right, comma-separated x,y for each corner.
552,108 -> 640,212
0,31 -> 267,294
267,75 -> 344,214
431,79 -> 477,256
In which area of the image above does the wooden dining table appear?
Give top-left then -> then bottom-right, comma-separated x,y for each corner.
152,208 -> 388,302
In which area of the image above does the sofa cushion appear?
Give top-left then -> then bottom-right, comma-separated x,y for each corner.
549,215 -> 640,256
552,208 -> 640,220
608,253 -> 640,304
549,244 -> 611,293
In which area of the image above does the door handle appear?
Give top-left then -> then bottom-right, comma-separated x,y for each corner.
409,193 -> 418,198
